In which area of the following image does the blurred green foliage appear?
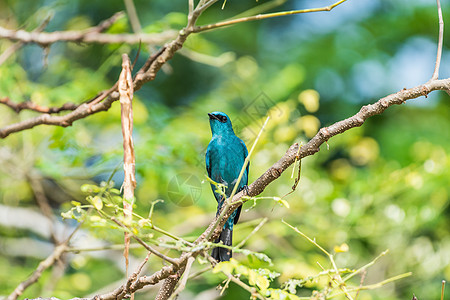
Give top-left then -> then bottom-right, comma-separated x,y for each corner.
0,0 -> 449,299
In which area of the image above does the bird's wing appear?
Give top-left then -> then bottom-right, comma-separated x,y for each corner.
241,138 -> 249,185
206,142 -> 222,203
234,138 -> 249,225
205,145 -> 211,179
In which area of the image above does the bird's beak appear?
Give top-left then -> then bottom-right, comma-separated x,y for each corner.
208,113 -> 218,120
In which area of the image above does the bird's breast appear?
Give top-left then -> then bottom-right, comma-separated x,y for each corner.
208,136 -> 246,194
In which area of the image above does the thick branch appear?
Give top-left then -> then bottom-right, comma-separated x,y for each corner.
0,94 -> 117,138
0,97 -> 78,114
0,0 -> 351,139
151,78 -> 450,300
5,1 -> 450,298
197,79 -> 450,246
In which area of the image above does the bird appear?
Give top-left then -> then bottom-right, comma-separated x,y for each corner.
206,111 -> 249,262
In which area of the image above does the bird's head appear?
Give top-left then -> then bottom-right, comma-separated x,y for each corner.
208,111 -> 234,136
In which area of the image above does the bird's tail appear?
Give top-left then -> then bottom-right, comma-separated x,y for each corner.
212,228 -> 232,262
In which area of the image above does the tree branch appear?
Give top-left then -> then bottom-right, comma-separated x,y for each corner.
0,97 -> 78,114
21,78 -> 450,300
193,0 -> 348,33
194,81 -> 450,248
111,217 -> 180,266
118,53 -> 136,277
0,12 -> 176,46
0,2 -> 198,139
6,243 -> 68,300
167,256 -> 195,300
431,0 -> 444,81
6,225 -> 81,300
149,78 -> 450,300
0,0 -> 352,139
5,1 -> 450,299
0,94 -> 117,138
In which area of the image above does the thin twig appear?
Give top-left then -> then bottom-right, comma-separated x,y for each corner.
193,0 -> 348,33
342,250 -> 389,282
328,272 -> 413,298
111,217 -> 180,266
204,252 -> 265,299
196,0 -> 220,15
27,173 -> 59,244
0,13 -> 175,45
187,265 -> 213,280
431,0 -> 444,80
0,97 -> 78,114
0,13 -> 52,66
236,217 -> 268,248
124,0 -> 142,33
283,220 -> 353,300
442,280 -> 446,300
67,243 -> 141,252
354,270 -> 367,300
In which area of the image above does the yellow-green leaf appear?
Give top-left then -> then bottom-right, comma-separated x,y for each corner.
92,196 -> 103,210
213,261 -> 234,275
334,243 -> 349,253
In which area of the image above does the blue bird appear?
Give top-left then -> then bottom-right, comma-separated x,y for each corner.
206,112 -> 249,262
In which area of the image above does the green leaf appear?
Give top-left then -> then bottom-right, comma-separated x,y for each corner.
251,270 -> 270,292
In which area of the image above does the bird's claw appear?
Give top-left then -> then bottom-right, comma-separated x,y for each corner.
243,185 -> 249,196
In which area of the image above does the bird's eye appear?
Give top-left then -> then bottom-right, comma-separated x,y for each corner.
219,115 -> 227,123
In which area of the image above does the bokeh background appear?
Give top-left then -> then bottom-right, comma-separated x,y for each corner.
0,0 -> 449,299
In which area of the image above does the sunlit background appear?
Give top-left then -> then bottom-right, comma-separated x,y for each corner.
0,0 -> 449,299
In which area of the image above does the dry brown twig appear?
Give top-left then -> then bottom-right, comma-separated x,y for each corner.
0,11 -> 176,46
118,53 -> 136,278
431,0 -> 444,81
0,97 -> 78,114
